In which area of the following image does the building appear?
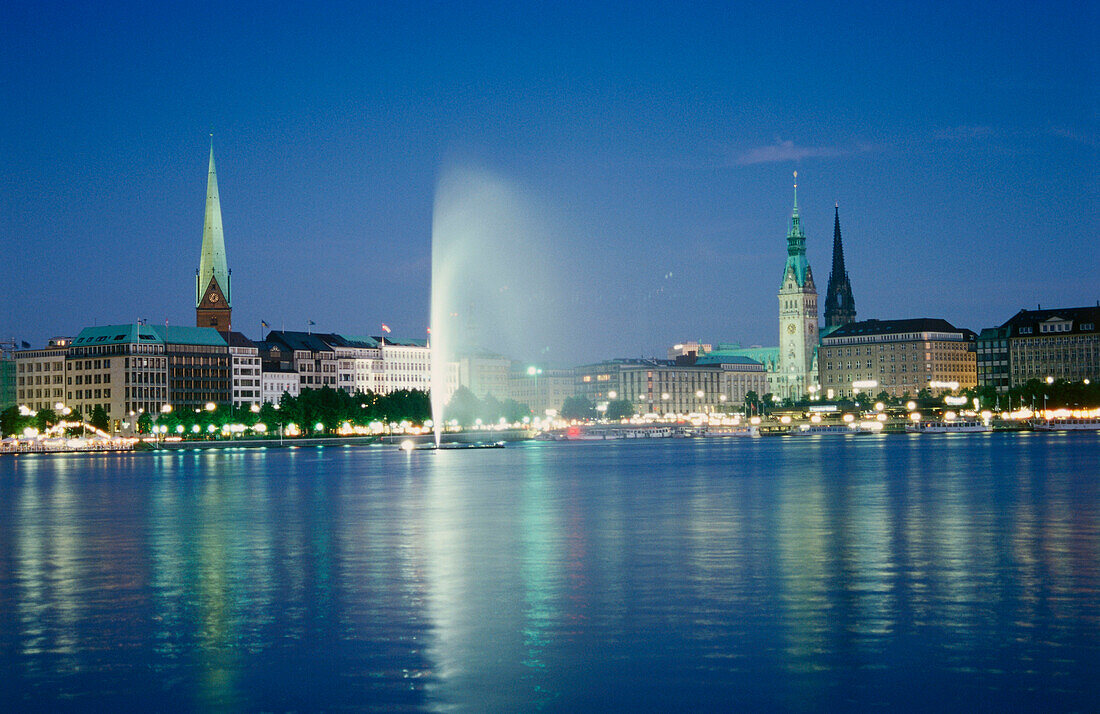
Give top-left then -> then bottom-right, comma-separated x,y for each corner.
325,334 -> 383,395
1,339 -> 19,409
259,331 -> 338,390
14,337 -> 72,412
261,362 -> 300,404
380,337 -> 434,393
776,173 -> 819,400
822,203 -> 856,334
818,318 -> 977,399
63,326 -> 167,431
195,140 -> 233,333
458,350 -> 511,400
162,326 -> 231,412
976,326 -> 1011,393
574,356 -> 766,416
999,306 -> 1100,386
228,332 -> 261,407
508,366 -> 575,417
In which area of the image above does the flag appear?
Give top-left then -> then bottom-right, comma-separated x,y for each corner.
381,323 -> 391,333
261,320 -> 269,328
21,340 -> 30,348
307,320 -> 316,326
426,327 -> 431,334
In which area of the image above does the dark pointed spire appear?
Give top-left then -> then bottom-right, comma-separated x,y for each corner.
823,202 -> 856,331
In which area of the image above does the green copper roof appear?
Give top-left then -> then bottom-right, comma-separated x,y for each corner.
73,324 -> 228,347
197,141 -> 230,307
783,173 -> 810,287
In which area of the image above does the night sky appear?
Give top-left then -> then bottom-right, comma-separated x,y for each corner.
2,1 -> 1096,364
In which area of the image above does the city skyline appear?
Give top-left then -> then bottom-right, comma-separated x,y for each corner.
2,1 -> 1096,364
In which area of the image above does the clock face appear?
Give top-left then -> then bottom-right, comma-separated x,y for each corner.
786,324 -> 796,334
209,293 -> 220,304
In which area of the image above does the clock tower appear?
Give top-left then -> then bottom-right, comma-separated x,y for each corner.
195,138 -> 232,333
777,172 -> 818,401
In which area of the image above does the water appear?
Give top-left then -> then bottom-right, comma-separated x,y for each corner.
1,433 -> 1098,712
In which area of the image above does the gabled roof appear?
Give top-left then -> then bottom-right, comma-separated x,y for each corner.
264,330 -> 335,352
154,325 -> 228,346
73,324 -> 162,345
1000,306 -> 1100,335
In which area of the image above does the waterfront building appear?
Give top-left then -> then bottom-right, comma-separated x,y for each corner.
2,339 -> 21,409
818,318 -> 976,399
507,365 -> 575,417
260,361 -> 300,404
325,334 -> 383,395
62,326 -> 168,431
260,331 -> 338,390
976,326 -> 1011,393
458,350 -> 512,400
822,203 -> 856,334
228,332 -> 261,407
14,337 -> 72,412
574,356 -> 766,416
998,305 -> 1100,385
162,326 -> 232,412
195,141 -> 233,333
776,173 -> 819,400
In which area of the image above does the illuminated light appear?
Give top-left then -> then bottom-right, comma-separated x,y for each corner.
861,420 -> 884,431
852,380 -> 879,389
929,381 -> 959,390
176,425 -> 185,434
944,396 -> 968,406
254,423 -> 267,433
906,401 -> 917,411
207,424 -> 217,433
876,413 -> 887,422
204,402 -> 216,411
843,413 -> 855,423
695,390 -> 704,399
400,439 -> 415,451
250,404 -> 260,413
780,415 -> 791,424
750,416 -> 761,425
661,393 -> 670,400
808,405 -> 837,412
161,404 -> 173,413
1046,376 -> 1054,384
944,411 -> 957,421
191,424 -> 201,433
910,412 -> 921,422
810,414 -> 822,423
980,410 -> 992,421
608,391 -> 618,400
874,402 -> 885,411
719,394 -> 727,401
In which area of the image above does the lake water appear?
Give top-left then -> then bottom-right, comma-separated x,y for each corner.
1,433 -> 1098,712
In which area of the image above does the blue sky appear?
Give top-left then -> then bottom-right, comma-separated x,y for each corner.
1,1 -> 1096,364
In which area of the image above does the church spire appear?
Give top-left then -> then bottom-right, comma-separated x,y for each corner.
823,202 -> 856,331
782,171 -> 810,286
197,137 -> 230,308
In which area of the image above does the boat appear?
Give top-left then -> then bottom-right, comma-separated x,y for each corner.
703,425 -> 761,437
905,420 -> 991,433
1030,417 -> 1100,432
790,423 -> 862,435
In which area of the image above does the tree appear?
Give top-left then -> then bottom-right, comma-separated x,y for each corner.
34,408 -> 58,433
560,395 -> 596,421
1,405 -> 31,437
605,399 -> 635,421
90,405 -> 110,432
444,386 -> 482,426
137,412 -> 153,434
743,390 -> 760,415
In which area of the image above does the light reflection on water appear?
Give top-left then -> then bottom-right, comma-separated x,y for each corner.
1,434 -> 1098,712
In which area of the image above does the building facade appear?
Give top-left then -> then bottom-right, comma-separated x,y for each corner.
64,326 -> 168,431
999,306 -> 1100,386
228,332 -> 261,407
976,326 -> 1011,393
507,366 -> 575,417
776,173 -> 819,400
818,318 -> 977,399
14,337 -> 72,412
574,356 -> 766,416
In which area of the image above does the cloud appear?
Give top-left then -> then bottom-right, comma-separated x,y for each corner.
733,140 -> 849,165
936,125 -> 995,141
1048,126 -> 1099,149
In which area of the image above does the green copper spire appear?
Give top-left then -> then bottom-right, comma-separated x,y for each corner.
783,171 -> 810,287
196,138 -> 231,307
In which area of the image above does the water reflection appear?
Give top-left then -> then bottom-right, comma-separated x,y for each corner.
0,435 -> 1097,711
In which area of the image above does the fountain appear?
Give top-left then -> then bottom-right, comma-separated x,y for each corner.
428,166 -> 565,447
